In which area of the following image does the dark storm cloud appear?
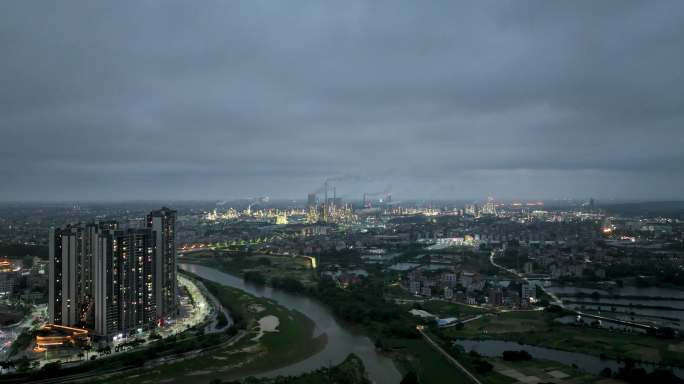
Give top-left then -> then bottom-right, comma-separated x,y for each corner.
1,0 -> 683,201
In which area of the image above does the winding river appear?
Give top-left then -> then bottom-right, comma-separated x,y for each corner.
179,263 -> 402,384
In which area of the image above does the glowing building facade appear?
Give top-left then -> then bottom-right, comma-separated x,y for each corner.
147,207 -> 178,319
93,228 -> 157,337
48,208 -> 177,338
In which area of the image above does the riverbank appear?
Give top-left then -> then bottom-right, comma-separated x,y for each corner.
180,250 -> 318,288
178,263 -> 404,383
204,354 -> 371,384
206,260 -> 460,383
103,273 -> 326,384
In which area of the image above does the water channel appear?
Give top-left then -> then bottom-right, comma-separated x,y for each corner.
546,285 -> 684,330
456,339 -> 684,379
179,263 -> 403,384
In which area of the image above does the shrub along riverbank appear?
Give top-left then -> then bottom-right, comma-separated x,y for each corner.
106,273 -> 326,384
206,354 -> 371,384
235,267 -> 472,384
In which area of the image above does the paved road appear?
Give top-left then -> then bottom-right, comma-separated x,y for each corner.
2,275 -> 239,383
0,304 -> 46,361
31,275 -> 215,369
7,330 -> 249,384
191,278 -> 233,333
489,250 -> 657,330
488,250 -> 563,307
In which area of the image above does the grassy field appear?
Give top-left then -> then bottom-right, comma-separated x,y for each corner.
418,299 -> 488,318
246,354 -> 370,384
388,338 -> 473,384
447,311 -> 550,337
441,310 -> 684,367
182,251 -> 317,287
385,326 -> 594,384
102,278 -> 325,384
384,284 -> 418,300
487,358 -> 595,384
385,336 -> 521,384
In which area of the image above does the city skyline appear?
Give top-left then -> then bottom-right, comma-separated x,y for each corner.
2,1 -> 684,200
1,2 -> 683,382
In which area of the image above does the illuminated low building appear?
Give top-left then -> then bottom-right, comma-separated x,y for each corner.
33,324 -> 90,352
0,259 -> 14,273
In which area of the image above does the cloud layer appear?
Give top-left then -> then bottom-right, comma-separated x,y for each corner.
1,1 -> 683,201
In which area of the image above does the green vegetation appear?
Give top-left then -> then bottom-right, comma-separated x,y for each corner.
614,364 -> 684,384
420,331 -> 516,384
203,277 -> 325,364
439,309 -> 684,368
185,250 -> 317,288
244,270 -> 267,285
270,276 -> 307,293
0,243 -> 48,258
104,276 -> 325,384
6,273 -> 323,384
216,311 -> 229,328
388,338 -> 471,384
384,283 -> 418,300
185,256 -> 499,384
2,326 -> 229,382
424,330 -> 597,384
209,354 -> 371,384
441,311 -> 549,338
563,300 -> 684,311
495,242 -> 529,271
203,280 -> 247,331
607,262 -> 684,287
556,291 -> 684,301
487,357 -> 595,384
185,253 -> 676,383
8,328 -> 37,357
313,275 -> 421,341
410,299 -> 487,318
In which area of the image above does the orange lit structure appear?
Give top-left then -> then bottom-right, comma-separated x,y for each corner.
0,259 -> 13,273
33,324 -> 90,352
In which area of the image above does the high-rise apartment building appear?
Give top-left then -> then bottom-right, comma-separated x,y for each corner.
49,208 -> 176,338
49,225 -> 79,326
93,228 -> 156,337
147,207 -> 177,319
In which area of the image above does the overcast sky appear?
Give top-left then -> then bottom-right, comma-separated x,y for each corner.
1,1 -> 683,201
